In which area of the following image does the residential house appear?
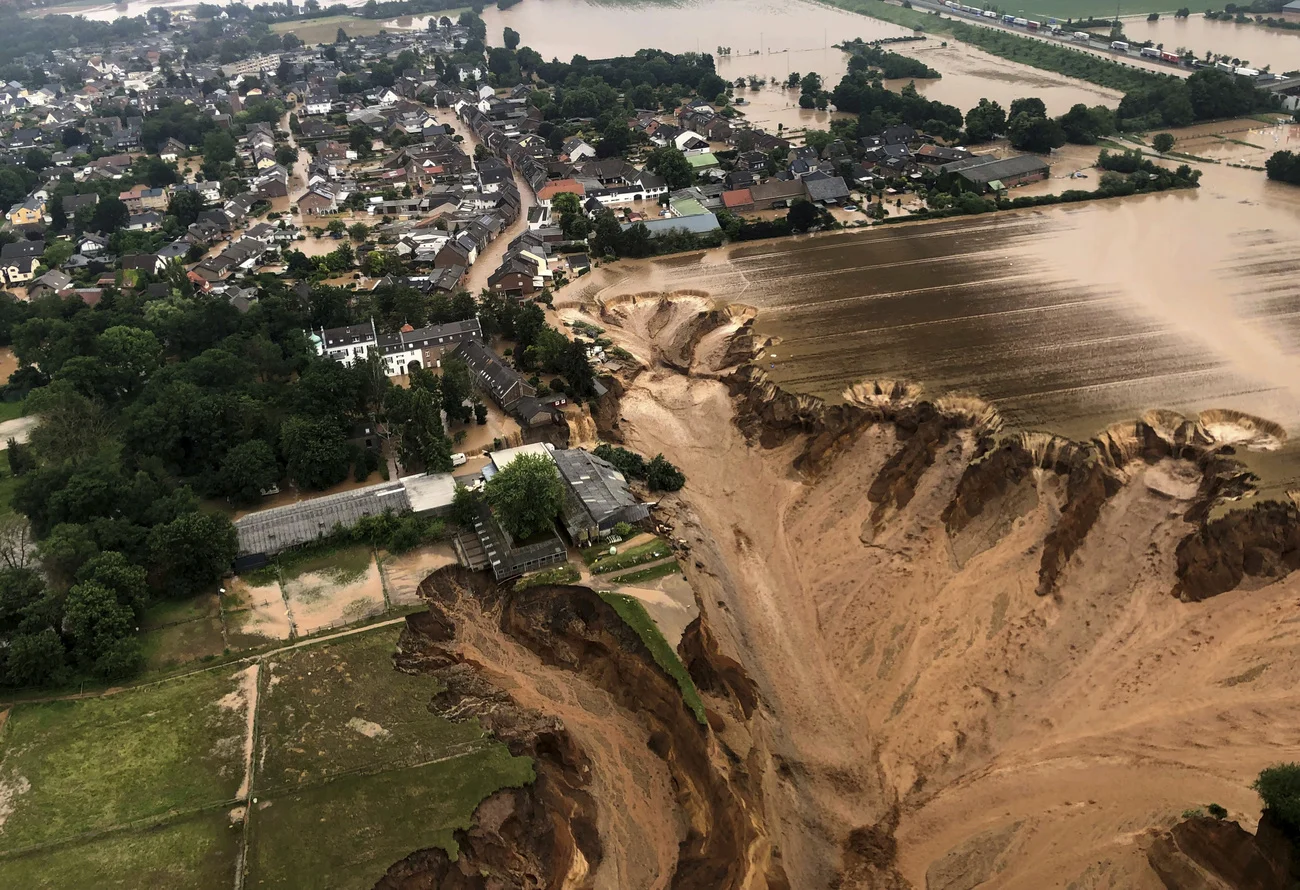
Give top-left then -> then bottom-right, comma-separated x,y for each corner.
27,269 -> 73,299
6,198 -> 44,227
2,255 -> 38,287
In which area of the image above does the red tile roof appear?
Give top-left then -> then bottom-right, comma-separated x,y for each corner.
721,188 -> 754,208
537,179 -> 585,201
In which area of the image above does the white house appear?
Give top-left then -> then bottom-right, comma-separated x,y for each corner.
311,317 -> 484,377
303,93 -> 332,115
562,137 -> 596,162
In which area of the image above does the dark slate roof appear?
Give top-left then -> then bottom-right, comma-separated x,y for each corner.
553,448 -> 651,536
940,154 -> 1050,184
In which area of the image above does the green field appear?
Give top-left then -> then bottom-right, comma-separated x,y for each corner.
246,752 -> 533,890
257,630 -> 491,790
270,15 -> 387,45
610,560 -> 682,585
0,812 -> 240,890
0,668 -> 248,853
0,627 -> 533,888
587,537 -> 673,575
138,594 -> 227,670
837,0 -> 1174,22
0,401 -> 24,423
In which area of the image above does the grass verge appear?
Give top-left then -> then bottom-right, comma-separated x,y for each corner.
588,538 -> 673,575
610,561 -> 682,585
598,592 -> 707,725
0,811 -> 240,889
0,401 -> 24,423
256,628 -> 492,790
0,667 -> 249,852
828,0 -> 1172,93
514,563 -> 581,591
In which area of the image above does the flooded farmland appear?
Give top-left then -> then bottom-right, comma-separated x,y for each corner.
578,127 -> 1300,496
482,0 -> 1124,116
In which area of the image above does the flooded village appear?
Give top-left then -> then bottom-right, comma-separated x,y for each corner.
3,0 -> 1300,888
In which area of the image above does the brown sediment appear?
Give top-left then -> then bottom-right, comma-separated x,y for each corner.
377,566 -> 765,890
1146,812 -> 1296,890
574,290 -> 1300,890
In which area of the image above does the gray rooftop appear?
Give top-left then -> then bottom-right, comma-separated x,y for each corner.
234,480 -> 411,557
553,448 -> 651,539
624,212 -> 721,236
940,154 -> 1049,185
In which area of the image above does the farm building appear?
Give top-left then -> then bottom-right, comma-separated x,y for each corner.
940,155 -> 1050,193
232,474 -> 457,568
553,448 -> 651,545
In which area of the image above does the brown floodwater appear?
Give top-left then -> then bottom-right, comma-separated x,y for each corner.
584,124 -> 1300,495
482,0 -> 1122,115
1121,13 -> 1300,73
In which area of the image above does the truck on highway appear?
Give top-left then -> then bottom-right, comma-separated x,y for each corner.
1159,49 -> 1182,62
1110,40 -> 1130,51
1026,19 -> 1041,29
1001,13 -> 1015,22
1139,46 -> 1161,58
1073,31 -> 1091,41
982,9 -> 997,18
1013,16 -> 1028,25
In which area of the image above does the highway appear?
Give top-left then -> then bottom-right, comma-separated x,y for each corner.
899,0 -> 1194,79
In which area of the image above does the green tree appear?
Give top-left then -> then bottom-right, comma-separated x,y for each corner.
219,440 -> 280,503
1007,113 -> 1066,153
90,197 -> 130,234
63,580 -> 140,678
646,454 -> 685,491
484,453 -> 563,540
326,219 -> 347,237
1152,132 -> 1176,153
503,26 -> 520,50
348,222 -> 370,241
786,199 -> 819,232
5,628 -> 66,687
646,146 -> 694,190
147,511 -> 237,599
1009,97 -> 1048,120
1254,764 -> 1300,837
167,189 -> 207,227
280,415 -> 351,490
202,129 -> 236,166
964,98 -> 1006,143
77,551 -> 148,616
41,239 -> 73,269
551,191 -> 581,217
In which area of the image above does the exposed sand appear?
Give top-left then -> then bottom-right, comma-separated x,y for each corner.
223,577 -> 292,644
379,543 -> 459,606
435,583 -> 687,889
595,294 -> 1300,888
217,664 -> 260,801
610,576 -> 698,651
283,558 -> 387,635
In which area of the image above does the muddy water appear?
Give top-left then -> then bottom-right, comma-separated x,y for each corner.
482,0 -> 1122,115
1122,13 -> 1300,72
586,128 -> 1300,494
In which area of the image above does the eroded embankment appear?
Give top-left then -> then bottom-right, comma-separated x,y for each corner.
725,361 -> 1300,601
376,567 -> 767,890
584,291 -> 1300,890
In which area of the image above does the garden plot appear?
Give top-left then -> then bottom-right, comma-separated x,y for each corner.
279,546 -> 386,635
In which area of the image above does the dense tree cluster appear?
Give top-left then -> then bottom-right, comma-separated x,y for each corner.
593,444 -> 686,492
1117,68 -> 1277,129
832,76 -> 963,141
844,40 -> 940,80
1266,150 -> 1300,184
484,453 -> 564,540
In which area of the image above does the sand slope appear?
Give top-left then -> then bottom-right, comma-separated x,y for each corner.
595,295 -> 1300,889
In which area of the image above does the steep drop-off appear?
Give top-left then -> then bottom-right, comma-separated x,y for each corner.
376,566 -> 768,890
575,292 -> 1300,890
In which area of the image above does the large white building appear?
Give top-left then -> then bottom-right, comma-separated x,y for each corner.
310,317 -> 483,378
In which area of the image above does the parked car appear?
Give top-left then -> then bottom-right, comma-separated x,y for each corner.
451,452 -> 467,467
843,204 -> 859,212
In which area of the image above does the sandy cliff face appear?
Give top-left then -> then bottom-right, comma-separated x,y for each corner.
584,294 -> 1300,890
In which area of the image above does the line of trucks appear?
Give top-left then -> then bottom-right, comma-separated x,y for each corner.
937,2 -> 1262,75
